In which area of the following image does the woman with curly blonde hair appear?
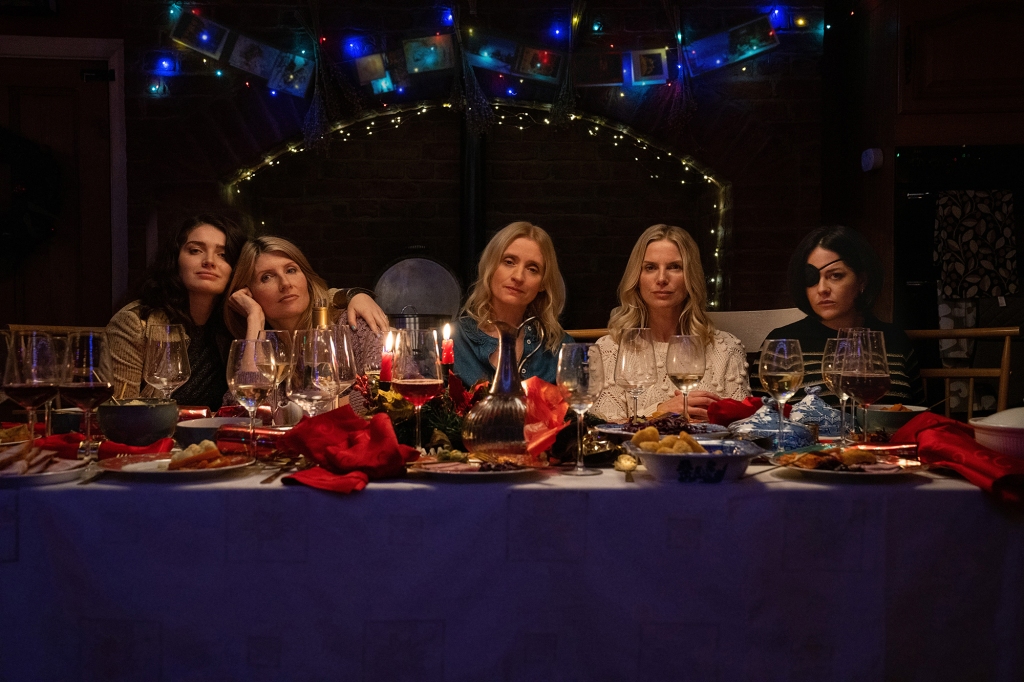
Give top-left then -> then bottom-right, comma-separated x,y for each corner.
453,221 -> 572,386
592,224 -> 750,422
224,235 -> 387,339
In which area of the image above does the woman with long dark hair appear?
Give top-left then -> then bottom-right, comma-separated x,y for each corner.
106,214 -> 247,411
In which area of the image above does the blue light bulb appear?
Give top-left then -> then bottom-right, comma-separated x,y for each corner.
200,32 -> 209,42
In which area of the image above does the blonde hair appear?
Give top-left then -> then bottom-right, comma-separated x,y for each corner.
607,224 -> 716,348
461,222 -> 566,352
224,236 -> 330,337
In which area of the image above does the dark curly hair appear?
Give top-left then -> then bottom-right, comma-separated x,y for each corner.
138,214 -> 248,326
787,225 -> 884,318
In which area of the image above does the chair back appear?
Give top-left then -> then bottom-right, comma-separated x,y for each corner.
707,308 -> 806,353
906,326 -> 1019,418
565,308 -> 808,351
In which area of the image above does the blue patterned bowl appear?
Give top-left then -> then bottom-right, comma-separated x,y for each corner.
624,439 -> 764,483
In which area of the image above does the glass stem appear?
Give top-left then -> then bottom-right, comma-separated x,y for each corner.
249,409 -> 257,459
575,410 -> 586,472
84,408 -> 93,458
414,405 -> 422,450
839,397 -> 848,445
631,393 -> 639,423
682,391 -> 690,423
777,401 -> 785,451
26,409 -> 36,442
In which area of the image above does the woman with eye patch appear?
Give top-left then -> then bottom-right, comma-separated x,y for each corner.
763,225 -> 922,405
591,224 -> 750,423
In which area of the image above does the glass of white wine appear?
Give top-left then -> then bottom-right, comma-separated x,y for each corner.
665,335 -> 706,423
759,339 -> 804,450
556,342 -> 605,476
143,324 -> 190,399
226,339 -> 277,459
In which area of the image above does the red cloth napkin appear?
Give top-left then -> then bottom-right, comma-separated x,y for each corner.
707,397 -> 791,426
890,412 -> 1024,504
32,432 -> 175,460
279,405 -> 419,494
523,377 -> 570,457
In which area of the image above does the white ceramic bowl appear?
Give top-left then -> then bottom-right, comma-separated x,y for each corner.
175,417 -> 248,447
970,407 -> 1024,457
624,439 -> 764,483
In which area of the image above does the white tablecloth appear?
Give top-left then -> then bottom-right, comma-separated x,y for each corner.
1,465 -> 1022,681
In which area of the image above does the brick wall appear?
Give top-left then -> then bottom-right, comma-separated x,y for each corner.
118,0 -> 825,333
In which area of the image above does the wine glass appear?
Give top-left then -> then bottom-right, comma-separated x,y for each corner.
45,335 -> 69,436
287,328 -> 341,417
839,330 -> 890,441
614,328 -> 657,423
332,324 -> 358,398
60,332 -> 114,457
758,339 -> 804,450
143,324 -> 190,399
227,339 -> 277,458
258,330 -> 293,410
822,337 -> 852,445
665,335 -> 706,423
3,331 -> 60,439
556,342 -> 605,476
391,329 -> 443,450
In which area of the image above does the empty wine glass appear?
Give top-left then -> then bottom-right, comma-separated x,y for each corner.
60,332 -> 114,457
227,339 -> 277,459
258,330 -> 293,410
143,324 -> 190,399
332,324 -> 358,398
3,331 -> 60,439
614,328 -> 656,423
287,328 -> 340,417
392,329 -> 443,450
759,339 -> 804,450
665,335 -> 706,423
838,330 -> 890,441
822,337 -> 852,444
557,342 -> 605,476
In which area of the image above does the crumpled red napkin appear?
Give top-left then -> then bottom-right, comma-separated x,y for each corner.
31,432 -> 175,460
890,412 -> 1024,504
523,377 -> 570,456
279,405 -> 419,494
707,397 -> 791,426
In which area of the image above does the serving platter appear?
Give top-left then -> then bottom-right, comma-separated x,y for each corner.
769,453 -> 927,478
594,422 -> 729,441
96,453 -> 256,480
408,460 -> 543,480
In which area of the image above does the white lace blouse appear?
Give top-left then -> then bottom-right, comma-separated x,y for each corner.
592,330 -> 751,423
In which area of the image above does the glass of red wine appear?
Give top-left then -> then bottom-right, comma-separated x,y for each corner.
3,331 -> 60,441
392,329 -> 443,451
60,332 -> 114,457
838,330 -> 891,440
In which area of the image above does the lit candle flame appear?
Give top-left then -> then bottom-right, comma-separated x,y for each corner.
384,330 -> 394,353
443,323 -> 451,341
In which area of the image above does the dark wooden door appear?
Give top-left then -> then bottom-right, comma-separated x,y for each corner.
0,56 -> 112,326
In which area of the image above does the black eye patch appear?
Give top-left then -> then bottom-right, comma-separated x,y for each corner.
803,258 -> 844,287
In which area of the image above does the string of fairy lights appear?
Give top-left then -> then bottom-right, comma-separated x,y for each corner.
225,101 -> 730,308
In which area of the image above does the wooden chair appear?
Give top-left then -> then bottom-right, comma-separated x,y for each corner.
905,326 -> 1019,418
566,308 -> 807,354
4,324 -> 107,336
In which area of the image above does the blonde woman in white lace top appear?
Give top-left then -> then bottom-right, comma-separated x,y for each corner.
592,225 -> 750,423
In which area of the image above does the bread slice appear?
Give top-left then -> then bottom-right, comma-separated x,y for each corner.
168,440 -> 221,470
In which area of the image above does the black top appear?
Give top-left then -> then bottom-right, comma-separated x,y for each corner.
170,324 -> 229,412
758,315 -> 923,406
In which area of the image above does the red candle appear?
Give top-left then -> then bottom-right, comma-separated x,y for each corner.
441,323 -> 454,364
380,331 -> 394,382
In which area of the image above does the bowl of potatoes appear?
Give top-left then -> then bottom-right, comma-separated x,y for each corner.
624,427 -> 765,483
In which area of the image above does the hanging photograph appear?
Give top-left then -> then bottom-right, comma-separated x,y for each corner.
575,52 -> 625,87
465,34 -> 519,74
631,49 -> 668,85
371,72 -> 396,95
686,14 -> 779,76
356,53 -> 387,85
403,34 -> 455,74
228,35 -> 280,80
171,11 -> 230,60
513,47 -> 563,83
268,53 -> 314,97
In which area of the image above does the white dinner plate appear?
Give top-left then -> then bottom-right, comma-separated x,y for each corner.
97,453 -> 256,480
0,465 -> 88,487
408,461 -> 543,481
770,454 -> 927,478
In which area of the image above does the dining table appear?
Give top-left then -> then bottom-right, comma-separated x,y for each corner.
1,462 -> 1022,681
